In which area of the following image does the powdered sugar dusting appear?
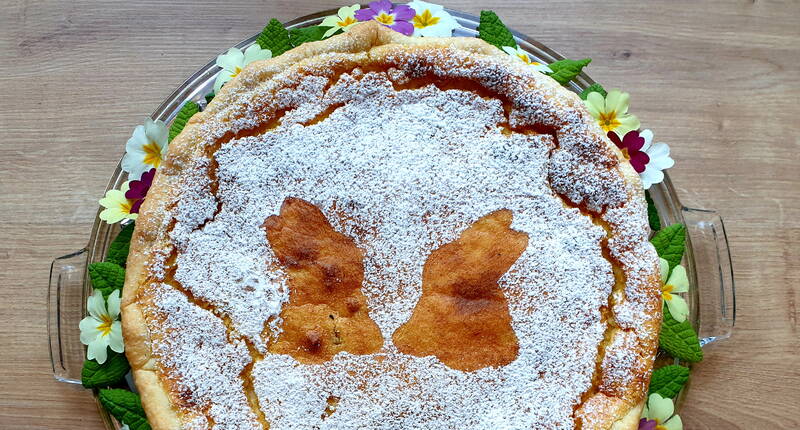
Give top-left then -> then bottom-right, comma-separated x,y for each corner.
140,47 -> 658,430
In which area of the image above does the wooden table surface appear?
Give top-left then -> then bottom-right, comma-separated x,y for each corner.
1,0 -> 798,428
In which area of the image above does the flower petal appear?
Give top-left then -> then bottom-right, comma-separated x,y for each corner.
390,20 -> 415,36
615,114 -> 641,136
640,165 -> 664,189
214,72 -> 231,94
87,290 -> 107,319
393,4 -> 416,21
659,258 -> 669,282
354,8 -> 377,21
79,316 -> 100,344
108,321 -> 125,353
668,265 -> 689,292
215,47 -> 244,71
605,90 -> 630,115
243,44 -> 272,64
646,142 -> 675,170
144,119 -> 168,147
647,393 -> 674,423
666,295 -> 690,323
87,338 -> 109,364
502,46 -> 519,56
107,289 -> 121,319
663,414 -> 683,430
369,0 -> 393,14
639,129 -> 654,149
584,92 -> 605,118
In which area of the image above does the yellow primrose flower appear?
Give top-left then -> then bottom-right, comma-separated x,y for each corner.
584,89 -> 640,136
321,4 -> 361,38
213,45 -> 272,93
502,45 -> 553,73
121,118 -> 168,180
99,181 -> 138,224
407,1 -> 460,37
659,258 -> 690,322
79,290 -> 123,364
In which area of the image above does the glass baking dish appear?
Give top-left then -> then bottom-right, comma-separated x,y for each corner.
47,8 -> 736,429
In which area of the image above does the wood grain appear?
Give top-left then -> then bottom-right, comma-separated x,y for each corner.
0,0 -> 798,428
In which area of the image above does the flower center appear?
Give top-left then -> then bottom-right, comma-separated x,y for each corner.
338,16 -> 357,27
375,12 -> 395,25
96,314 -> 114,337
620,147 -> 631,159
141,140 -> 163,167
661,283 -> 675,301
230,66 -> 243,78
413,9 -> 440,28
655,424 -> 668,430
598,110 -> 621,133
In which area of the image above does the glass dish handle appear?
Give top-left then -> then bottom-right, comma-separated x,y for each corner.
682,208 -> 736,347
48,248 -> 89,384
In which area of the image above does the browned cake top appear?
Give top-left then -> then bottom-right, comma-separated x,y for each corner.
122,22 -> 662,430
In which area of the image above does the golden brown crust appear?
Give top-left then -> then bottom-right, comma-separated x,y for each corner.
123,21 -> 660,430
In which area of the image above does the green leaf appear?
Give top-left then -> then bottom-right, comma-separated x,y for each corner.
476,10 -> 517,50
204,92 -> 215,104
648,365 -> 690,398
168,101 -> 199,142
545,58 -> 591,85
579,83 -> 607,100
659,307 -> 704,362
257,18 -> 292,57
88,262 -> 126,299
98,389 -> 151,430
82,351 -> 131,388
650,223 -> 686,271
645,190 -> 661,231
106,222 -> 135,267
289,26 -> 329,48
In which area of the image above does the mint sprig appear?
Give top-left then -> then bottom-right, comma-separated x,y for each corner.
169,101 -> 199,142
98,389 -> 151,430
659,307 -> 703,362
289,26 -> 329,47
650,223 -> 686,271
645,190 -> 661,231
477,10 -> 516,50
106,222 -> 135,267
257,18 -> 292,57
579,83 -> 607,100
648,364 -> 690,398
88,262 -> 126,299
82,351 -> 131,388
545,58 -> 591,85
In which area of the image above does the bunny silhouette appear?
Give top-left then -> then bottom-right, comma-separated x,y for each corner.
264,197 -> 526,371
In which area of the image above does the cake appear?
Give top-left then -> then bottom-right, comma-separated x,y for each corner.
121,21 -> 662,430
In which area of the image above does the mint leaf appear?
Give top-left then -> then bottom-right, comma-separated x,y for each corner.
106,222 -> 135,267
659,307 -> 703,362
257,18 -> 292,57
650,223 -> 686,271
98,389 -> 151,430
82,351 -> 131,388
476,10 -> 516,50
579,83 -> 607,100
289,26 -> 328,48
169,101 -> 199,142
545,58 -> 591,85
88,262 -> 126,299
645,190 -> 661,231
648,365 -> 690,398
205,92 -> 215,104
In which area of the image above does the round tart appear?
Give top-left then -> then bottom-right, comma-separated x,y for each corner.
122,21 -> 662,430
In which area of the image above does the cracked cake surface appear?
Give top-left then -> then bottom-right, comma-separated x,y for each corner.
121,21 -> 662,430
